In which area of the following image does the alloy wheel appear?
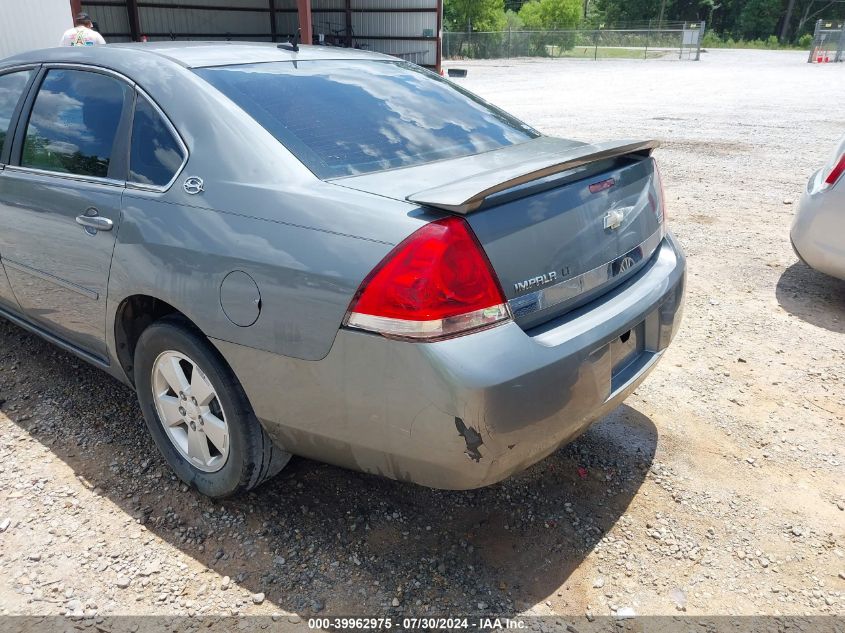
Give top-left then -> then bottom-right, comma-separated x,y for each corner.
151,350 -> 230,473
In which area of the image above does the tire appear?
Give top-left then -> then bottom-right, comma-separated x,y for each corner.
134,316 -> 290,498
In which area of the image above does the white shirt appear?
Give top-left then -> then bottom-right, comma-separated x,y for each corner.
59,26 -> 106,47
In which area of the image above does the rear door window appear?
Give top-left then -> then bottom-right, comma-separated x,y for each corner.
196,60 -> 538,178
129,94 -> 186,188
0,69 -> 34,161
21,69 -> 129,179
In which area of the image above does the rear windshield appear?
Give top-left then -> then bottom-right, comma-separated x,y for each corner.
195,60 -> 538,178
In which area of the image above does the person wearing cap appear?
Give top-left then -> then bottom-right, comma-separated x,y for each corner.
60,13 -> 106,46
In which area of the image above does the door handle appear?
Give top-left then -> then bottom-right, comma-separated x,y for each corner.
75,209 -> 113,234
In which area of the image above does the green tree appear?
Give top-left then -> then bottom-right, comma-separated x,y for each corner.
444,0 -> 507,31
794,0 -> 845,39
518,0 -> 582,28
450,0 -> 845,40
593,0 -> 723,27
738,0 -> 781,38
504,8 -> 526,30
592,0 -> 660,25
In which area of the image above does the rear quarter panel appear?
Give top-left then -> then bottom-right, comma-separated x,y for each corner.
109,183 -> 428,363
107,61 -> 433,363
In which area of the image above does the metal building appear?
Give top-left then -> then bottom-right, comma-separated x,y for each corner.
0,0 -> 74,58
74,0 -> 442,70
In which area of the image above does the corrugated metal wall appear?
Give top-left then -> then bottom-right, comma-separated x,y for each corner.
82,0 -> 274,42
80,0 -> 440,67
82,3 -> 133,42
140,0 -> 272,40
351,5 -> 437,66
0,0 -> 73,58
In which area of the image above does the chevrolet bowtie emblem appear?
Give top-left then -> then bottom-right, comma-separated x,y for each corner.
603,208 -> 625,230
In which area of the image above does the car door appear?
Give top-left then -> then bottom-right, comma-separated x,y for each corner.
0,66 -> 39,314
0,66 -> 133,360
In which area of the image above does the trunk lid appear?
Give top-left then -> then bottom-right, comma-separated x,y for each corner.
333,136 -> 664,329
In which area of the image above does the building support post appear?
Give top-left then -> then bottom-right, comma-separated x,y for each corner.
127,0 -> 141,41
436,0 -> 443,73
297,0 -> 313,44
345,0 -> 352,47
269,0 -> 278,42
70,0 -> 82,17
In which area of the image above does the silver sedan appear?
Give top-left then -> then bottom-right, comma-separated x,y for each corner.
791,135 -> 845,280
0,43 -> 685,498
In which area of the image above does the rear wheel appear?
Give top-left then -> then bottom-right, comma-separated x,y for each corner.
134,317 -> 289,498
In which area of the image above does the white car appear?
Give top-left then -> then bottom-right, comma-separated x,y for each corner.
791,135 -> 845,280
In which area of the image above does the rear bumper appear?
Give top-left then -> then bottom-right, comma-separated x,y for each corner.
790,180 -> 845,281
213,232 -> 686,489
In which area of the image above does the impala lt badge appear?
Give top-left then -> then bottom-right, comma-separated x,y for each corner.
514,270 -> 558,292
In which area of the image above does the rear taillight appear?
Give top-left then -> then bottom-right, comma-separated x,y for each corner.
345,216 -> 511,341
823,153 -> 845,188
654,161 -> 667,224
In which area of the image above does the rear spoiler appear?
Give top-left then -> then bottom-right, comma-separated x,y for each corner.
406,139 -> 659,214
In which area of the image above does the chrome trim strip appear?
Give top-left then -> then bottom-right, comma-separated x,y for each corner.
2,258 -> 99,301
124,88 -> 189,194
509,227 -> 664,318
0,64 -> 41,74
44,63 -> 137,87
3,165 -> 124,188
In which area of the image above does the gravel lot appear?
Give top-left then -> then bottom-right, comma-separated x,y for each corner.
1,49 -> 843,621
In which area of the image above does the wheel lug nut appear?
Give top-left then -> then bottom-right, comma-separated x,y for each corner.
191,397 -> 198,406
178,406 -> 186,416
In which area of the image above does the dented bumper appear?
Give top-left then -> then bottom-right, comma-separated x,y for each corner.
212,233 -> 685,490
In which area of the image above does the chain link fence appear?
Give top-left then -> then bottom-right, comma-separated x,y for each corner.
443,24 -> 705,62
808,19 -> 845,63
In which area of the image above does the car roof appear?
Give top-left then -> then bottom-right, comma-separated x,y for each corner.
0,41 -> 396,73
